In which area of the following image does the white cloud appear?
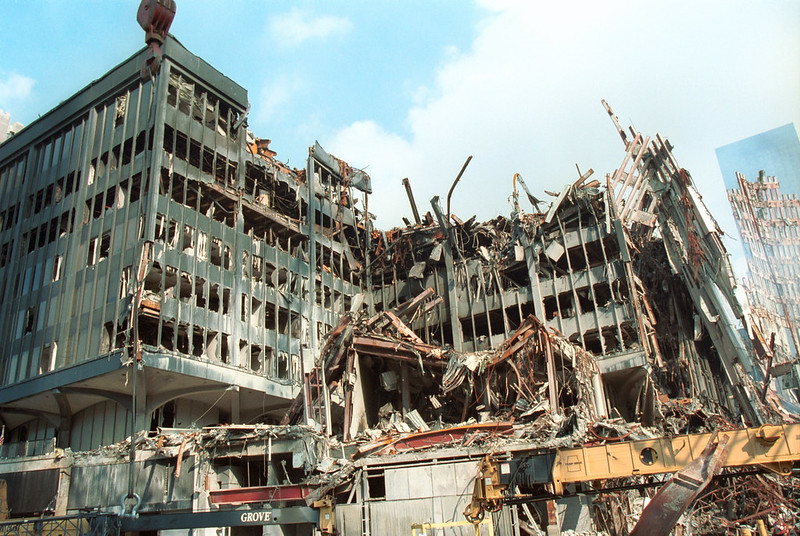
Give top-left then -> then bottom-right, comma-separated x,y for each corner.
269,8 -> 352,48
0,72 -> 35,104
255,75 -> 306,125
327,0 -> 800,235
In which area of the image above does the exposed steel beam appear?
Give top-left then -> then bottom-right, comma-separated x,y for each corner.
209,484 -> 317,505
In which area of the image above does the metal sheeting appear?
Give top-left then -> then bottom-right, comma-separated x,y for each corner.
371,462 -> 485,534
67,458 -> 194,512
370,498 -> 472,536
0,469 -> 59,516
385,460 -> 475,501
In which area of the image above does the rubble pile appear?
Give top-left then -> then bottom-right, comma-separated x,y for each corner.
592,473 -> 800,535
279,282 -> 608,446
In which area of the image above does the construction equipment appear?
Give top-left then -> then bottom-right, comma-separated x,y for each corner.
312,495 -> 336,535
464,424 -> 800,529
0,513 -> 118,536
550,424 -> 798,494
464,455 -> 511,523
137,0 -> 176,79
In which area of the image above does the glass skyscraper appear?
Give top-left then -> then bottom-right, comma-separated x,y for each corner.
716,123 -> 800,196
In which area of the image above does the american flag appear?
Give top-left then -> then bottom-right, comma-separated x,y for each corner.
0,425 -> 5,446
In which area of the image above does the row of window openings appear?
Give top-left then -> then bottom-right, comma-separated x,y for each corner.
163,124 -> 238,187
19,129 -> 149,225
154,214 -> 310,293
755,205 -> 800,221
29,119 -> 84,183
0,126 -> 72,206
164,121 -> 299,219
0,203 -> 20,232
155,216 -> 231,269
764,243 -> 800,260
572,324 -> 639,355
96,318 -> 293,377
542,281 -> 625,320
539,236 -> 622,275
315,242 -> 359,287
768,281 -> 800,300
451,302 -> 631,354
160,170 -> 236,227
458,303 -> 532,346
3,176 -> 143,265
0,156 -> 26,195
142,262 -> 304,333
25,170 -> 81,217
86,131 -> 149,187
150,260 -> 352,314
166,71 -> 240,140
760,243 -> 800,260
40,236 -> 117,320
748,254 -> 800,273
163,126 -> 307,243
744,179 -> 794,201
14,209 -> 76,262
315,285 -> 350,312
139,316 -> 297,380
743,221 -> 800,243
84,174 -> 143,222
0,132 -> 148,260
0,254 -> 64,309
7,240 -> 93,304
160,169 -> 307,256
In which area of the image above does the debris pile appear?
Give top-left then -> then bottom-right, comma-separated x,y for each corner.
592,473 -> 800,535
281,285 -> 605,452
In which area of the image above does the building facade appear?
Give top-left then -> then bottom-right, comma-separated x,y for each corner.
728,171 -> 800,376
0,36 -> 365,461
717,125 -> 800,399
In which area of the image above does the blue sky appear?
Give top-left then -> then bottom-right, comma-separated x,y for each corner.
1,1 -> 799,273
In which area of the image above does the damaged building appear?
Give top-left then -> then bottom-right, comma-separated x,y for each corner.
0,9 -> 798,536
727,171 -> 800,396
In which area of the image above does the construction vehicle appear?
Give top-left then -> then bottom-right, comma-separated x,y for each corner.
464,424 -> 800,534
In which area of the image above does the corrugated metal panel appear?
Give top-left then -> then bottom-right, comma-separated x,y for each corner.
385,460 -> 475,502
384,465 -> 409,500
365,460 -> 508,535
334,503 -> 362,535
407,464 -> 433,501
0,469 -> 59,515
370,499 -> 432,535
370,498 -> 481,536
67,457 -> 194,512
435,462 -> 475,500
